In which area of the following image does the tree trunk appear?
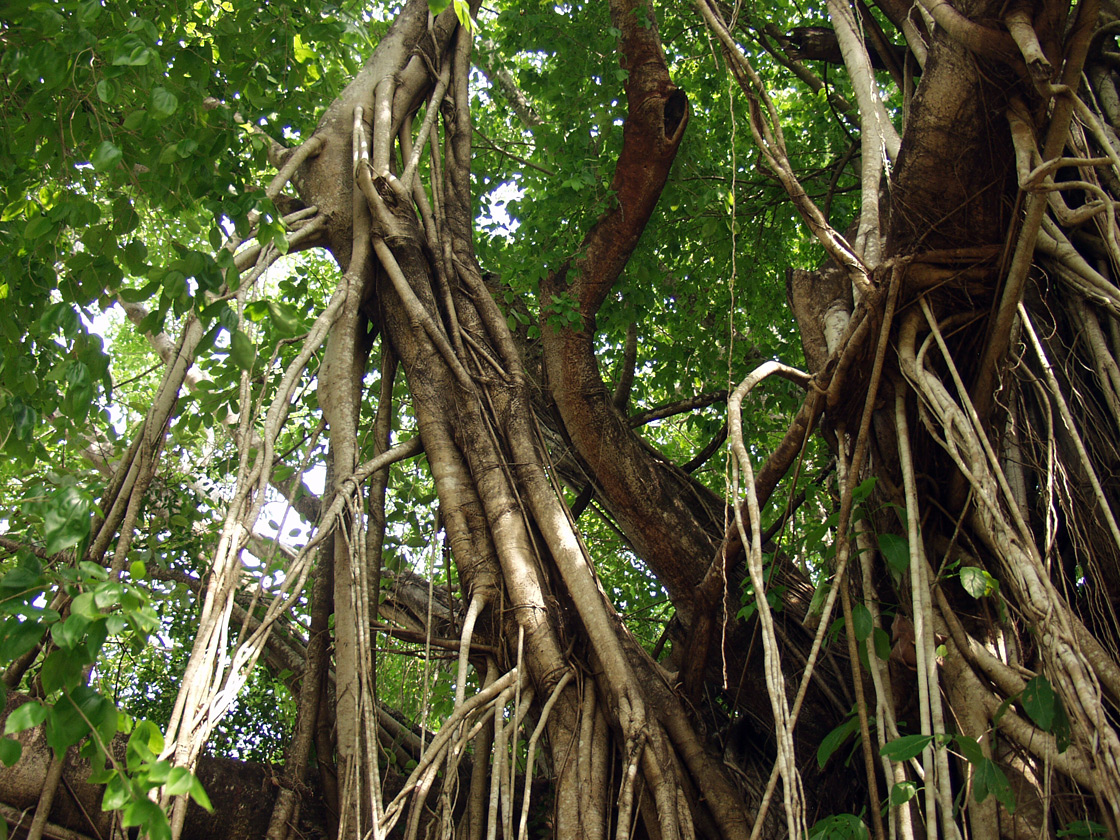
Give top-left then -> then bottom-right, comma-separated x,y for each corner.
7,0 -> 1120,836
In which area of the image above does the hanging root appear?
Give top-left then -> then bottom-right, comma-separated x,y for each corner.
899,303 -> 1120,824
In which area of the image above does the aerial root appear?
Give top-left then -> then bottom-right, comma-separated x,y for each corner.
899,304 -> 1120,823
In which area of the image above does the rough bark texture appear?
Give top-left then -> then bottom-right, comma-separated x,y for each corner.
10,0 -> 1120,835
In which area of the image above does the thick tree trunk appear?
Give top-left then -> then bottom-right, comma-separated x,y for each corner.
13,0 -> 1120,836
774,0 -> 1120,831
276,1 -> 759,836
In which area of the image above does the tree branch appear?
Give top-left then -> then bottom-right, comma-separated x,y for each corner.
628,390 -> 727,427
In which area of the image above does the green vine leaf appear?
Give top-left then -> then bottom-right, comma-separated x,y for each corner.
0,737 -> 22,767
90,141 -> 123,171
3,702 -> 48,735
817,713 -> 860,769
879,733 -> 933,762
878,533 -> 909,577
1022,675 -> 1057,730
889,780 -> 918,805
973,756 -> 1016,813
230,329 -> 258,371
960,566 -> 996,599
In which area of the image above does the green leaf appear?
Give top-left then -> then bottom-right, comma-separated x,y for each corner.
889,780 -> 918,805
808,813 -> 869,840
123,797 -> 171,840
147,809 -> 173,840
95,79 -> 119,104
0,619 -> 46,662
873,627 -> 891,661
146,758 -> 172,783
850,476 -> 878,504
1021,675 -> 1056,731
42,648 -> 87,694
71,591 -> 99,619
955,734 -> 985,766
878,533 -> 910,577
51,613 -> 90,651
879,734 -> 934,762
114,44 -> 155,67
427,0 -> 452,13
123,110 -> 147,130
243,301 -> 269,323
122,239 -> 149,272
165,766 -> 193,795
118,285 -> 156,304
90,141 -> 123,172
42,484 -> 94,555
150,87 -> 179,118
125,16 -> 158,39
190,775 -> 213,812
1058,821 -> 1110,839
0,738 -> 21,767
4,701 -> 48,734
106,614 -> 128,635
84,617 -> 109,660
129,719 -> 165,760
229,329 -> 257,370
266,300 -> 303,335
851,603 -> 873,641
47,696 -> 92,753
24,215 -> 54,240
112,196 -> 140,235
78,0 -> 103,23
1051,692 -> 1072,753
87,765 -> 115,785
93,581 -> 124,609
959,566 -> 994,598
78,561 -> 109,582
817,714 -> 860,768
102,772 -> 130,810
9,401 -> 37,441
973,756 -> 1015,812
1,558 -> 43,590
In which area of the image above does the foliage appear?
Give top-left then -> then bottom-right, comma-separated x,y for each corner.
4,0 -> 1116,836
0,547 -> 211,838
808,813 -> 869,840
0,0 -> 897,831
